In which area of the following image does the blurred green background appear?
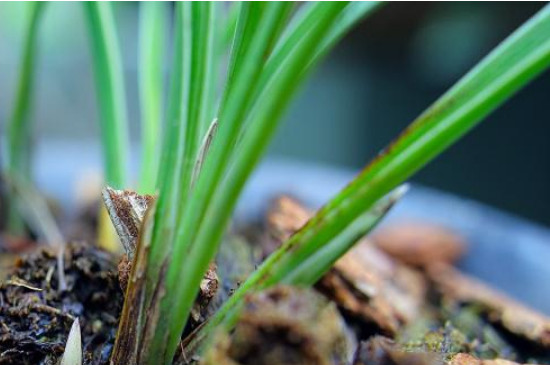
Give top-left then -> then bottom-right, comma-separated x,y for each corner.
1,2 -> 549,224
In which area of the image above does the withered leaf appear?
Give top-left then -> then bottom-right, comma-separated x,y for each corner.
102,187 -> 155,260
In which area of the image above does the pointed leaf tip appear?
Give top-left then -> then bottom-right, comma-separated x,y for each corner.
61,318 -> 82,365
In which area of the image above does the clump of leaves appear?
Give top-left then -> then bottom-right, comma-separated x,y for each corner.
4,2 -> 550,365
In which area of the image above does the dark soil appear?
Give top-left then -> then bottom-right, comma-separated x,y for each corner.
0,242 -> 122,364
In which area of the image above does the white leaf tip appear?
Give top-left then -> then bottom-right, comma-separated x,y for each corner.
61,317 -> 82,365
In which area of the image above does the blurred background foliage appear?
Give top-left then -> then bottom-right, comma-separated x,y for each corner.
1,2 -> 549,225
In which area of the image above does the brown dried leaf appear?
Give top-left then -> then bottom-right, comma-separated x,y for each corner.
102,187 -> 155,260
108,191 -> 219,364
190,262 -> 219,325
109,199 -> 157,365
372,222 -> 465,267
429,263 -> 550,348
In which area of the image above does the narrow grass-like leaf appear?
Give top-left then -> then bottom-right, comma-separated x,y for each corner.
6,2 -> 44,233
146,3 -> 297,363
176,2 -> 216,203
60,318 -> 82,365
84,2 -> 129,188
138,2 -> 167,194
7,2 -> 44,180
211,2 -> 550,328
182,185 -> 407,358
220,2 -> 240,53
274,2 -> 381,67
166,1 -> 348,355
282,184 -> 408,286
169,3 -> 294,258
202,2 -> 240,137
218,3 -> 266,114
148,2 -> 216,288
149,2 -> 192,270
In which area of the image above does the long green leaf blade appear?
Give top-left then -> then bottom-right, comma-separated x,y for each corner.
213,3 -> 550,323
7,1 -> 44,180
176,2 -> 216,203
152,3 -> 297,363
6,2 -> 45,233
84,2 -> 129,188
281,185 -> 408,286
138,2 -> 167,194
187,185 -> 406,355
169,2 -> 293,260
167,0 -> 348,354
149,2 -> 192,270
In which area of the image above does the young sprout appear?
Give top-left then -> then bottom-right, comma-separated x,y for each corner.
60,318 -> 82,365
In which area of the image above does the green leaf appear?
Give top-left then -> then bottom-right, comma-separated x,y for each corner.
153,2 -> 191,238
176,2 -> 216,204
84,2 -> 129,189
149,3 -> 299,363
6,2 -> 45,233
187,185 -> 406,355
7,1 -> 44,180
281,185 -> 408,286
169,3 -> 294,259
273,2 -> 381,68
165,0 -> 348,356
212,2 -> 550,328
138,2 -> 168,194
